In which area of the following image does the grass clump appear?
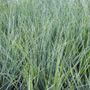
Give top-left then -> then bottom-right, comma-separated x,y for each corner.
0,0 -> 90,90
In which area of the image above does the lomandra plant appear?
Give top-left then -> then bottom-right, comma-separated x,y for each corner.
0,0 -> 90,90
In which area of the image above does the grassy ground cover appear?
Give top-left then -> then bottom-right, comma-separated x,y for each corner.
0,0 -> 90,90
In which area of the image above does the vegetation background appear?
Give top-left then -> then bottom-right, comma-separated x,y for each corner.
0,0 -> 90,90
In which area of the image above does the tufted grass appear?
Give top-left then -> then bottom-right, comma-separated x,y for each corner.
0,0 -> 90,90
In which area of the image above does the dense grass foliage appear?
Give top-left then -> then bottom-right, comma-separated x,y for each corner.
0,0 -> 90,90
